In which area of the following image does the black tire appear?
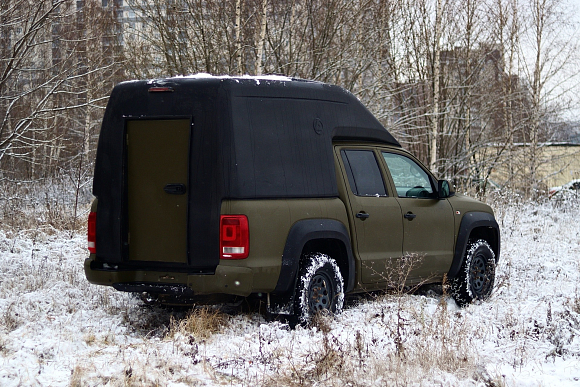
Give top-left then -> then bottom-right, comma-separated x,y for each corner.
294,253 -> 344,323
450,239 -> 496,307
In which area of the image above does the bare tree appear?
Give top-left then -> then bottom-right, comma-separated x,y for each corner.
430,0 -> 442,171
255,0 -> 268,75
3,0 -> 576,199
0,0 -> 67,176
517,0 -> 579,193
0,0 -> 122,180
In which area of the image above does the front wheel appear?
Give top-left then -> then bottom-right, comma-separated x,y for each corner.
294,253 -> 344,323
450,239 -> 496,307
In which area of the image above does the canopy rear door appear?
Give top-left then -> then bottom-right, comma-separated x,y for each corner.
126,119 -> 190,264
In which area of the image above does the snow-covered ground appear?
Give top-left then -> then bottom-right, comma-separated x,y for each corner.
0,198 -> 579,386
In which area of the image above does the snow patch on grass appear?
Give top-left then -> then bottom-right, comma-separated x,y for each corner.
0,200 -> 579,386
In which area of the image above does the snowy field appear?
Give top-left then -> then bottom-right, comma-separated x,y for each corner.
0,196 -> 579,386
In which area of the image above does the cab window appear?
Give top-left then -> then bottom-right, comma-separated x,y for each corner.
341,150 -> 387,197
382,152 -> 433,198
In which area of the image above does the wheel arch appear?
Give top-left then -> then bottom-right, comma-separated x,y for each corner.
448,211 -> 500,279
273,219 -> 355,295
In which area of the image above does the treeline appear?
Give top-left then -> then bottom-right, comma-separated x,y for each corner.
1,0 -> 578,195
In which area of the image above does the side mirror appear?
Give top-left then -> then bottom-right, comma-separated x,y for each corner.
438,180 -> 454,199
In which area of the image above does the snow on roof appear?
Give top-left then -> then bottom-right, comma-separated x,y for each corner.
141,73 -> 294,85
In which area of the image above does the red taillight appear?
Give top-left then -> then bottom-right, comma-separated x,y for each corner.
220,215 -> 249,259
88,212 -> 97,254
148,86 -> 174,92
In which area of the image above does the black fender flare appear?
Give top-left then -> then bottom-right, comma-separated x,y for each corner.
273,219 -> 355,294
448,211 -> 501,279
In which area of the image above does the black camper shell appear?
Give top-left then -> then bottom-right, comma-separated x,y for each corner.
92,76 -> 400,274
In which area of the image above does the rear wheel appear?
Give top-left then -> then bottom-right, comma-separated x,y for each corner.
450,239 -> 496,306
294,253 -> 344,323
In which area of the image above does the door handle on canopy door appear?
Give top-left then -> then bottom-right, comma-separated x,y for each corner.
404,212 -> 416,220
164,183 -> 186,195
356,211 -> 370,220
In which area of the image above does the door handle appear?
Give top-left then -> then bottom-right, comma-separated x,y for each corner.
356,211 -> 370,220
404,212 -> 416,220
163,183 -> 186,195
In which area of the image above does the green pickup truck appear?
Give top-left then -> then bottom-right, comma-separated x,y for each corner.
85,75 -> 500,322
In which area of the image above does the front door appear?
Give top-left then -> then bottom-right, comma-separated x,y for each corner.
126,119 -> 191,264
381,151 -> 454,282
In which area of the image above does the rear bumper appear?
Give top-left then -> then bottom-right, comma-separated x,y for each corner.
84,257 -> 254,296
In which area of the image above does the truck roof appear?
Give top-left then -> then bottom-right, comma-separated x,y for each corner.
95,75 -> 400,196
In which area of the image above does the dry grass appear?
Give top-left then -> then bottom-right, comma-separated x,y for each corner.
258,254 -> 482,386
69,365 -> 87,387
2,302 -> 21,332
572,262 -> 580,315
169,307 -> 229,340
407,297 -> 475,375
256,291 -> 482,387
0,178 -> 92,233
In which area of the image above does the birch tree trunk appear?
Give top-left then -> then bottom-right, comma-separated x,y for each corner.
235,0 -> 243,75
430,0 -> 442,171
255,0 -> 268,75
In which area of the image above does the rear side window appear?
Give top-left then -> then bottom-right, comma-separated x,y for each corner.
341,150 -> 387,197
